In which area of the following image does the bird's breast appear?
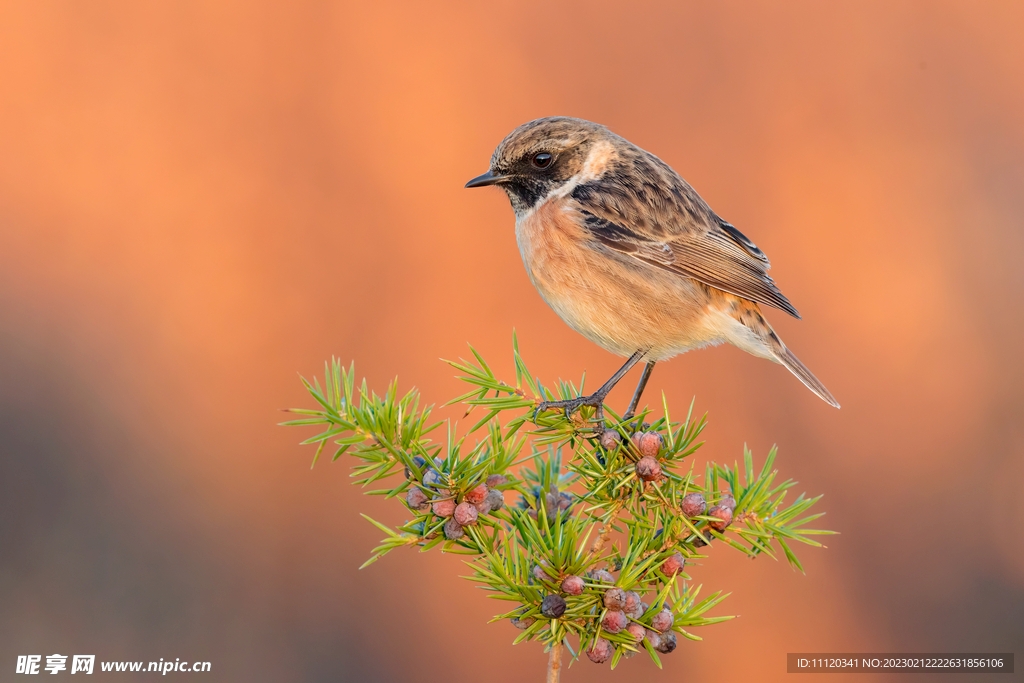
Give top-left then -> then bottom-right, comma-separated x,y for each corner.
514,199 -> 587,292
513,198 -> 719,359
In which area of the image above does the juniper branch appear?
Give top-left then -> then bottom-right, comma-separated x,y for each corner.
282,335 -> 834,677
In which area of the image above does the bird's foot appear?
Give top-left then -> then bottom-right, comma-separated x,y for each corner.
534,391 -> 608,426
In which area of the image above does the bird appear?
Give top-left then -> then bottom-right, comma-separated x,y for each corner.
465,116 -> 839,423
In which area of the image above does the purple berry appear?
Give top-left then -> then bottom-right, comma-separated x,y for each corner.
638,432 -> 663,458
406,488 -> 429,511
431,498 -> 456,517
443,518 -> 464,540
454,502 -> 479,526
625,622 -> 646,643
511,614 -> 535,630
404,455 -> 427,479
654,630 -> 677,653
719,493 -> 737,511
589,568 -> 615,584
708,504 -> 733,532
599,429 -> 621,451
533,560 -> 554,582
531,487 -> 544,507
486,474 -> 507,488
484,488 -> 505,512
423,468 -> 442,487
661,552 -> 685,577
586,637 -> 613,664
540,594 -> 566,619
645,629 -> 662,650
603,587 -> 626,610
630,431 -> 644,451
561,575 -> 584,596
651,608 -> 674,633
602,609 -> 627,634
681,492 -> 706,518
636,456 -> 661,481
558,491 -> 573,512
465,483 -> 489,505
623,591 -> 642,618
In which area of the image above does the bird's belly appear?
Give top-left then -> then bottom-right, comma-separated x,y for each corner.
515,201 -> 726,360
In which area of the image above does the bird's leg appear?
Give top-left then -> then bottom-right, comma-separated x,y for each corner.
534,350 -> 645,425
622,361 -> 656,423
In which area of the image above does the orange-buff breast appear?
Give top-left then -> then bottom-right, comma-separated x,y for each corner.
515,198 -> 731,361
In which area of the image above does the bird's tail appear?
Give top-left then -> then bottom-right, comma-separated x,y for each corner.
731,300 -> 840,408
769,338 -> 840,409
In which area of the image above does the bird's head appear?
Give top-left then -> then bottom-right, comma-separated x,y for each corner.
465,117 -> 614,215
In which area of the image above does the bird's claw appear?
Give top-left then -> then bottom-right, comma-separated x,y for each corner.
533,394 -> 606,426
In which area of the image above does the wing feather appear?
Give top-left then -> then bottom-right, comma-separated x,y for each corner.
576,168 -> 800,319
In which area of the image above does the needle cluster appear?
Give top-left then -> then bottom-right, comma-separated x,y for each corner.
281,335 -> 833,672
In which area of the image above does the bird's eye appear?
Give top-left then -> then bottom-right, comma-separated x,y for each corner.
531,152 -> 553,169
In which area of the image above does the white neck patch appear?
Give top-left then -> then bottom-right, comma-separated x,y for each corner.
545,140 -> 616,203
512,140 -> 616,221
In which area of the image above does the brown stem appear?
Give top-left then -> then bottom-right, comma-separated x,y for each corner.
590,501 -> 624,555
590,523 -> 612,555
546,641 -> 562,683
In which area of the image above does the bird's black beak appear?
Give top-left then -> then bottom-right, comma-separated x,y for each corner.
465,170 -> 509,188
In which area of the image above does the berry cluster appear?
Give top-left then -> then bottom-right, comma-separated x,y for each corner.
630,430 -> 666,482
685,491 -> 736,547
497,423 -> 751,666
404,456 -> 508,541
519,482 -> 575,520
584,565 -> 682,661
596,425 -> 737,547
400,421 -> 743,665
513,549 -> 690,665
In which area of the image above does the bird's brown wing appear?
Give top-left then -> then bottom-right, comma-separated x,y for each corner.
570,156 -> 801,318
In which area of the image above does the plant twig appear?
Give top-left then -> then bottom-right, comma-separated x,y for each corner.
547,640 -> 562,683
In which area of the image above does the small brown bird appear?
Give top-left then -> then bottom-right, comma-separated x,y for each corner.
466,117 -> 839,420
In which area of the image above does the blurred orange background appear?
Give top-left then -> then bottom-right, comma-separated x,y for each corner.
1,1 -> 1022,681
